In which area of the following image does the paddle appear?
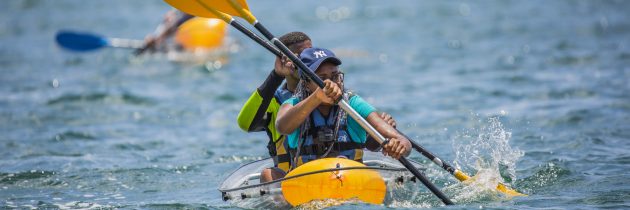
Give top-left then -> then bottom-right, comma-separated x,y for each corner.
55,31 -> 144,52
399,130 -> 526,196
163,4 -> 282,57
164,0 -> 454,206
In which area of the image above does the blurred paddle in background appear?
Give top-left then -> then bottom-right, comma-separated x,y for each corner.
55,30 -> 143,52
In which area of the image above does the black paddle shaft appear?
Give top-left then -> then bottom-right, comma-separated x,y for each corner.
400,157 -> 455,205
398,129 -> 457,175
248,21 -> 454,206
228,19 -> 282,57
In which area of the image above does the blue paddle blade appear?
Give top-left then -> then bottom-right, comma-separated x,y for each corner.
55,31 -> 109,52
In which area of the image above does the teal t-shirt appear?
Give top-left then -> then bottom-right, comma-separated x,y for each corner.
282,95 -> 376,148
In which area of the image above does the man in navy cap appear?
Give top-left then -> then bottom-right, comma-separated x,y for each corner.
276,47 -> 411,167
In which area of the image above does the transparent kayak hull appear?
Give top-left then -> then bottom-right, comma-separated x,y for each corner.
218,151 -> 425,208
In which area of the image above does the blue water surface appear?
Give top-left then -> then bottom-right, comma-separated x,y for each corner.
1,0 -> 629,209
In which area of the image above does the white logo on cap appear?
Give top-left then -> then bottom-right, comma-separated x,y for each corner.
314,50 -> 327,58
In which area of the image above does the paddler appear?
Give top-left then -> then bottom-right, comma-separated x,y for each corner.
136,10 -> 227,55
136,10 -> 194,55
237,32 -> 398,182
236,32 -> 311,182
276,47 -> 412,166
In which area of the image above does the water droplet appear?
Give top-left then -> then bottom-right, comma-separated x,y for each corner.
205,60 -> 222,72
339,7 -> 351,19
379,54 -> 388,63
504,55 -> 515,65
133,112 -> 142,120
213,60 -> 222,69
316,6 -> 329,20
599,16 -> 608,30
329,9 -> 343,22
52,79 -> 59,88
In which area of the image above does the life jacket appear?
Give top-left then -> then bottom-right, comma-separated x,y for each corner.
292,105 -> 364,167
266,84 -> 293,172
270,136 -> 290,172
274,84 -> 294,104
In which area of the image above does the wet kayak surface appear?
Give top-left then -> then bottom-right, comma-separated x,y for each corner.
1,0 -> 629,209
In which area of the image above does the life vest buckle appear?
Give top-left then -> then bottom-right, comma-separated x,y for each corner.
314,127 -> 335,144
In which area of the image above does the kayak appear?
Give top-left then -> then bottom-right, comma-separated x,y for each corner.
175,17 -> 227,51
168,17 -> 234,65
131,36 -> 238,71
218,151 -> 425,208
135,17 -> 237,69
163,40 -> 236,66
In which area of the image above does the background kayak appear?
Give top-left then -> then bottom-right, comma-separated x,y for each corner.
54,16 -> 235,68
1,0 -> 629,209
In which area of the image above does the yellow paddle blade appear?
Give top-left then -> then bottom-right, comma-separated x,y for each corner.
496,183 -> 527,197
454,170 -> 527,197
163,0 -> 250,22
453,170 -> 472,182
281,158 -> 386,207
164,0 -> 217,19
223,0 -> 256,24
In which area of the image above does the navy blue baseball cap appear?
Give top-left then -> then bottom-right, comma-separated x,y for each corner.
299,47 -> 342,74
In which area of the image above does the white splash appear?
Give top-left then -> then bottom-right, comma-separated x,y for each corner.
451,116 -> 524,200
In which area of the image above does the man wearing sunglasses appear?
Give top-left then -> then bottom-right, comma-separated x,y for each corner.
276,47 -> 411,167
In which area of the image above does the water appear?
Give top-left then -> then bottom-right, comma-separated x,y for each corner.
1,0 -> 629,209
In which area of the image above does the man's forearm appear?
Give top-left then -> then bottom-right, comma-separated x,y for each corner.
237,70 -> 284,132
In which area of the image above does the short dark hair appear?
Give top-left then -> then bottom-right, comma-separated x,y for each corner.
279,31 -> 311,47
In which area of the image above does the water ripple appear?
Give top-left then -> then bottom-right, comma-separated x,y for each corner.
515,161 -> 571,194
47,92 -> 155,106
0,170 -> 55,185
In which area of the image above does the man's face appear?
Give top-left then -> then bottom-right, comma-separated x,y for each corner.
307,62 -> 342,105
315,62 -> 341,83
